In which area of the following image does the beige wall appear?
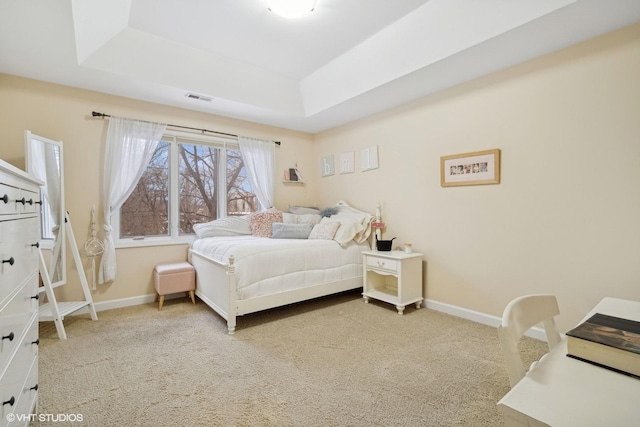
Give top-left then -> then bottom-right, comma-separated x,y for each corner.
313,23 -> 640,331
2,23 -> 639,332
0,76 -> 316,303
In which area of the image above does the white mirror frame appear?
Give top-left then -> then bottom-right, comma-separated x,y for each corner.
24,130 -> 66,287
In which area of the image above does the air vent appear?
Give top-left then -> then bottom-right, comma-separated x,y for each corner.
185,93 -> 213,103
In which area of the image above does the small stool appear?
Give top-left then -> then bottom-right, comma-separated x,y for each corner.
153,262 -> 196,311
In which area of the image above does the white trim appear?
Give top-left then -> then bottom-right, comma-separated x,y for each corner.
424,298 -> 549,342
66,293 -> 550,342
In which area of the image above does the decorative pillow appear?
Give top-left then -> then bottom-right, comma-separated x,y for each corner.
193,216 -> 251,238
308,222 -> 340,240
271,222 -> 313,239
320,216 -> 364,246
248,208 -> 283,238
282,212 -> 322,225
288,205 -> 321,215
319,207 -> 339,218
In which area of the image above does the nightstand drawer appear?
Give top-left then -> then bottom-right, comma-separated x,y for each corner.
366,256 -> 398,273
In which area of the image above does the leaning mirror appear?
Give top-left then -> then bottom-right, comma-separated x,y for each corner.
25,130 -> 66,287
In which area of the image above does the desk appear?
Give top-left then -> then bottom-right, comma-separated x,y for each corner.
497,297 -> 640,427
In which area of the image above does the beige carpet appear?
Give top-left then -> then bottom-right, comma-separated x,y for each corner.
34,291 -> 547,427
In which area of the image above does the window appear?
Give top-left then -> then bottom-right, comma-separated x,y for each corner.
116,132 -> 258,245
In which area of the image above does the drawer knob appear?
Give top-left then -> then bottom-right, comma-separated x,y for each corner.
2,396 -> 15,407
1,194 -> 8,204
2,332 -> 14,341
31,294 -> 39,300
35,200 -> 42,205
29,384 -> 38,392
31,338 -> 40,346
16,197 -> 26,205
2,256 -> 15,266
26,198 -> 33,205
377,260 -> 385,267
31,242 -> 40,248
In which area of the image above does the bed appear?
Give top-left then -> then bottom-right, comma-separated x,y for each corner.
188,201 -> 374,334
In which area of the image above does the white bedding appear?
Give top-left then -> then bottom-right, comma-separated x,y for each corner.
191,236 -> 369,300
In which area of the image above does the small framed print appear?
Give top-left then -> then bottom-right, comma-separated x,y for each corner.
440,149 -> 501,187
339,152 -> 355,174
361,146 -> 379,172
321,155 -> 335,177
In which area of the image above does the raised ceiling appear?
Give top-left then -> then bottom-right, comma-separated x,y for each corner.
1,0 -> 639,133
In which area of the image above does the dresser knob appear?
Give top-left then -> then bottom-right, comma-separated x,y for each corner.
31,294 -> 39,300
31,242 -> 40,248
35,200 -> 42,205
2,396 -> 15,407
16,197 -> 26,205
26,198 -> 34,205
31,338 -> 40,346
29,384 -> 38,392
2,332 -> 14,341
1,194 -> 8,204
2,256 -> 15,266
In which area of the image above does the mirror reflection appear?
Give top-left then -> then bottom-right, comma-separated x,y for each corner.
25,131 -> 66,286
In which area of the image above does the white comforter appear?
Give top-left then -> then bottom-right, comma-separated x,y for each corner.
191,236 -> 369,299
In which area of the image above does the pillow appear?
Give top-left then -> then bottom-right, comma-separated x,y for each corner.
282,212 -> 322,225
308,222 -> 340,240
193,216 -> 251,238
320,216 -> 364,246
288,205 -> 321,215
271,222 -> 313,239
248,208 -> 283,238
319,207 -> 339,218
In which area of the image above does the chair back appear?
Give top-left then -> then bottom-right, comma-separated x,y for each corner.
498,294 -> 561,388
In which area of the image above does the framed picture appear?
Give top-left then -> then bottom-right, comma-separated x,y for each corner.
321,155 -> 335,177
440,149 -> 501,187
339,151 -> 355,174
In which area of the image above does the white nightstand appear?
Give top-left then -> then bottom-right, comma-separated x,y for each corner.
362,250 -> 424,314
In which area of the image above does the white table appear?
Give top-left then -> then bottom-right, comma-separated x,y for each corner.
497,297 -> 640,427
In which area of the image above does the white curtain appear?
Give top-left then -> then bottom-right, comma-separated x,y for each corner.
238,136 -> 275,210
99,117 -> 166,284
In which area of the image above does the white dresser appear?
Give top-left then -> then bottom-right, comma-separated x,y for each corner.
0,159 -> 41,427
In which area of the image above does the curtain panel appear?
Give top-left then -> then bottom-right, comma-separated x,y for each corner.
238,136 -> 275,210
99,117 -> 167,284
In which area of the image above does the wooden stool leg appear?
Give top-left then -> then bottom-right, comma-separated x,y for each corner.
158,295 -> 165,311
189,290 -> 195,305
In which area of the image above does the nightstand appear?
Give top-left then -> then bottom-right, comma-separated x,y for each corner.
362,250 -> 424,314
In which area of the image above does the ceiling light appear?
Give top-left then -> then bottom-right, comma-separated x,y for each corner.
264,0 -> 317,19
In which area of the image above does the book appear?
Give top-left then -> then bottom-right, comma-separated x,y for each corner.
566,313 -> 640,378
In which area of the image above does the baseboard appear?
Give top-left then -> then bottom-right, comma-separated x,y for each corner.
66,293 -> 183,315
65,294 -> 548,342
424,298 -> 548,342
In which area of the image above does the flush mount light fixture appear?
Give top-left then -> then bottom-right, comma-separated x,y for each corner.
264,0 -> 317,19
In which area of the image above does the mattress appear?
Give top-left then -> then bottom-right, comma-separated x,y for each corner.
191,236 -> 369,300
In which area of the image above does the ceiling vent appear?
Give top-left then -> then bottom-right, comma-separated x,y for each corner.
185,93 -> 213,102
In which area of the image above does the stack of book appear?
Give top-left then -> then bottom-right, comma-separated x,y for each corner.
566,313 -> 640,378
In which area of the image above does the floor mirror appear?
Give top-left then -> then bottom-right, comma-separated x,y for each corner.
24,130 -> 97,340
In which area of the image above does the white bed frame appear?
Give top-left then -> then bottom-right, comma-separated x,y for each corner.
189,248 -> 363,334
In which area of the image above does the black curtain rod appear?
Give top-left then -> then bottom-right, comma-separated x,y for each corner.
91,111 -> 281,145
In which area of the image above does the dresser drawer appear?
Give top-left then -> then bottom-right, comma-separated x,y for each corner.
0,275 -> 39,376
0,219 -> 40,308
0,342 -> 37,427
365,255 -> 399,274
0,184 -> 20,216
17,189 -> 39,215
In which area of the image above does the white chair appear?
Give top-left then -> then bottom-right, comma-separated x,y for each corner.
498,294 -> 561,388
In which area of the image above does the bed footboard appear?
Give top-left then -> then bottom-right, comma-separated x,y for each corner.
189,249 -> 238,334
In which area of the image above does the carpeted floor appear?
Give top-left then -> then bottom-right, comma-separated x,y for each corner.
34,290 -> 547,426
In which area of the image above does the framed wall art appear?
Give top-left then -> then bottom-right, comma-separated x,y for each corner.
339,151 -> 355,174
440,148 -> 501,187
321,155 -> 335,177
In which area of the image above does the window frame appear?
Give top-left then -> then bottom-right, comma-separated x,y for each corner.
113,130 -> 239,248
